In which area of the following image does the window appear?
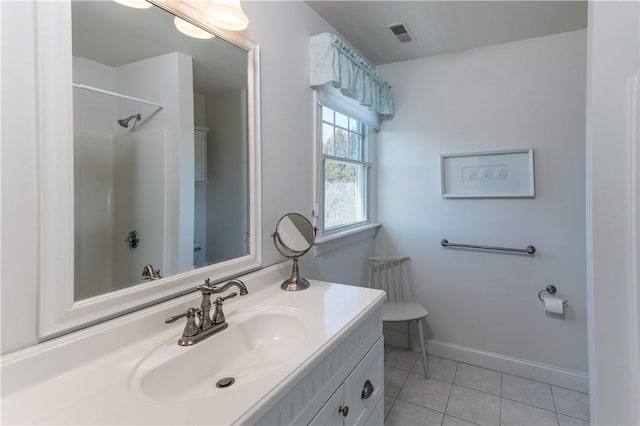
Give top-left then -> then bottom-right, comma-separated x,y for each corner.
318,105 -> 372,232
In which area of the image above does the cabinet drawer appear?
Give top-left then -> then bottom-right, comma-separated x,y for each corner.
309,385 -> 344,426
343,337 -> 383,426
364,397 -> 384,426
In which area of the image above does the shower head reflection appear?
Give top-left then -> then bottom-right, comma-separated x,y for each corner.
118,113 -> 142,128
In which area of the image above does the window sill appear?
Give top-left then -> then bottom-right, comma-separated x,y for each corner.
313,223 -> 382,256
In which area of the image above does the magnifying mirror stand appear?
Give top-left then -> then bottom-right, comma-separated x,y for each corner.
281,257 -> 310,291
272,213 -> 316,291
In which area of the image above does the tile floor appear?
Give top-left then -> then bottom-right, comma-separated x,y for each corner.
383,345 -> 590,426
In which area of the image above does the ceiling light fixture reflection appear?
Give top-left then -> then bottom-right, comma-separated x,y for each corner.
206,0 -> 249,31
174,17 -> 214,40
112,0 -> 152,9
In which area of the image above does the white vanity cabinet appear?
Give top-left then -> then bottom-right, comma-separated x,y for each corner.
309,338 -> 384,426
252,304 -> 384,426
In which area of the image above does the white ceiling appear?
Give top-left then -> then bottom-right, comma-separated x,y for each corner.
306,1 -> 587,65
72,1 -> 247,95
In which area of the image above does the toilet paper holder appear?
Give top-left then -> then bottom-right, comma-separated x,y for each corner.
538,285 -> 568,306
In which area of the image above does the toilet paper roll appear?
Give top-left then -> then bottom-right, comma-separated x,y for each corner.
543,297 -> 564,314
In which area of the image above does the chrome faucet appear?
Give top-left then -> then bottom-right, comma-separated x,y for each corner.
141,264 -> 162,280
203,278 -> 249,297
165,278 -> 248,346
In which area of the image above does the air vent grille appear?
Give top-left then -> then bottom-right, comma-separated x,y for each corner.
387,22 -> 414,43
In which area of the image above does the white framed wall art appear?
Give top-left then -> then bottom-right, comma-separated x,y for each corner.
440,148 -> 535,198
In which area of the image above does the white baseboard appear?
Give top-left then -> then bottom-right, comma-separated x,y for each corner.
383,329 -> 589,393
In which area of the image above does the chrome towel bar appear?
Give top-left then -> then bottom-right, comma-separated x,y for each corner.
440,239 -> 536,255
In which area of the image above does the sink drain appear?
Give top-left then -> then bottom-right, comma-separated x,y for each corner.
216,377 -> 235,388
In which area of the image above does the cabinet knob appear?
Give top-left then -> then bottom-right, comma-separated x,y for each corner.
338,405 -> 349,417
361,379 -> 375,399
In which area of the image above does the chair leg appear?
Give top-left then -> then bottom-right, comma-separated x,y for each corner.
407,321 -> 412,351
416,319 -> 429,379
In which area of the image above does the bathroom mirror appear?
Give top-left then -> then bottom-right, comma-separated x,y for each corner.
71,0 -> 251,300
272,213 -> 316,291
37,0 -> 261,338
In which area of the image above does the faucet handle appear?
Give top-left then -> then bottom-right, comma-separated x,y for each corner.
217,292 -> 238,302
211,292 -> 238,324
166,307 -> 201,338
165,307 -> 200,323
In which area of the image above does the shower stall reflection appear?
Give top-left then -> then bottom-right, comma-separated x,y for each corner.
73,75 -> 168,299
71,0 -> 250,302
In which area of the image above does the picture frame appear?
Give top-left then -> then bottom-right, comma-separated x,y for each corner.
440,148 -> 535,198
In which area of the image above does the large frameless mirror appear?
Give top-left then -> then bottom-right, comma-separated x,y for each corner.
37,0 -> 261,338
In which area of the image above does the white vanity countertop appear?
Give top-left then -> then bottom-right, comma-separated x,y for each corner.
1,263 -> 385,425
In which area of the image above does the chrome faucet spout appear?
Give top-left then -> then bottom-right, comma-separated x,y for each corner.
211,279 -> 248,296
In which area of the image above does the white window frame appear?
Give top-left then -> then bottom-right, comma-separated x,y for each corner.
312,92 -> 380,256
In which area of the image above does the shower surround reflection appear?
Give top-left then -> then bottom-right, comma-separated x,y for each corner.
71,1 -> 249,301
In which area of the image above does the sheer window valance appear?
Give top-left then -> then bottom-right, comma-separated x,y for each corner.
310,33 -> 394,124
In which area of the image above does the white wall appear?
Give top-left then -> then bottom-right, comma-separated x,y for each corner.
586,1 -> 640,423
301,238 -> 374,287
204,91 -> 248,264
193,92 -> 206,127
242,1 -> 376,285
376,31 -> 588,378
0,1 -> 375,354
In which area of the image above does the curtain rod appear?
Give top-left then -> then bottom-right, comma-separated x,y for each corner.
329,37 -> 391,89
72,83 -> 164,109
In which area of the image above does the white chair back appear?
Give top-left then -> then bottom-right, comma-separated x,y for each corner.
368,256 -> 413,303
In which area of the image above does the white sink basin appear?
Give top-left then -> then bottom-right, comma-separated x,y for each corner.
132,306 -> 312,403
1,265 -> 386,426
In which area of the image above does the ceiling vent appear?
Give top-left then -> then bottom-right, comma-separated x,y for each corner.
387,22 -> 414,43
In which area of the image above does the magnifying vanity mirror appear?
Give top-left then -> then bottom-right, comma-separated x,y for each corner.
36,0 -> 261,338
272,213 -> 316,291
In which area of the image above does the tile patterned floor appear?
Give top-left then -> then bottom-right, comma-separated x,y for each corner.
383,345 -> 590,426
